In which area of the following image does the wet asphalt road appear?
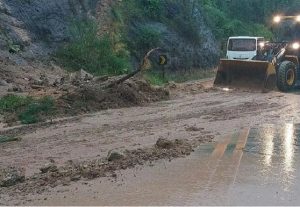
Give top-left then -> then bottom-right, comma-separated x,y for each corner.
32,123 -> 300,206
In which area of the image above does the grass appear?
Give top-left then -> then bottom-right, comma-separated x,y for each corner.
56,20 -> 130,76
0,95 -> 56,124
18,96 -> 56,124
0,135 -> 21,144
0,95 -> 33,113
144,69 -> 216,86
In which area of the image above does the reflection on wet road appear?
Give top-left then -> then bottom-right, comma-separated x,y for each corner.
230,123 -> 300,205
36,124 -> 300,206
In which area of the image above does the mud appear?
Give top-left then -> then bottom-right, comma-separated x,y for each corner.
0,137 -> 211,198
0,79 -> 300,205
60,78 -> 169,114
1,69 -> 169,126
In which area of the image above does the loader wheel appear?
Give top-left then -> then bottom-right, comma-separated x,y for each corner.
277,61 -> 297,92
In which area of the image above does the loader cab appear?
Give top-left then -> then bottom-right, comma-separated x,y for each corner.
227,36 -> 265,60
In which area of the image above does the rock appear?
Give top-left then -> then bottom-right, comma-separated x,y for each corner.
31,85 -> 45,90
81,69 -> 94,81
70,175 -> 81,182
52,79 -> 61,87
0,167 -> 25,187
40,163 -> 58,174
185,126 -> 204,132
107,150 -> 125,162
39,74 -> 49,86
0,80 -> 8,86
0,0 -> 98,47
7,85 -> 23,92
31,74 -> 49,86
70,69 -> 94,85
155,138 -> 174,149
93,75 -> 109,83
167,81 -> 177,89
59,84 -> 76,92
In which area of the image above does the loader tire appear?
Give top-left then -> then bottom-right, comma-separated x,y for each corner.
277,61 -> 297,92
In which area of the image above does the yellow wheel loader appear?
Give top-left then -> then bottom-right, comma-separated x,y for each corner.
215,37 -> 300,91
214,16 -> 300,92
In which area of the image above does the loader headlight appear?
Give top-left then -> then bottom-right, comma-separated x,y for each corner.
296,15 -> 300,22
259,42 -> 265,48
292,42 -> 300,50
273,15 -> 282,23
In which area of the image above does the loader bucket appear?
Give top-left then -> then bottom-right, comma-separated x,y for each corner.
214,59 -> 277,90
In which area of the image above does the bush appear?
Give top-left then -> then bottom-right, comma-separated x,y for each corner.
0,95 -> 32,113
144,71 -> 167,86
19,96 -> 56,124
142,0 -> 164,19
137,26 -> 161,51
202,3 -> 274,42
0,136 -> 20,144
56,20 -> 130,76
0,95 -> 56,124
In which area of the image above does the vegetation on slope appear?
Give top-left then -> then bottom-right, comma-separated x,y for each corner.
56,0 -> 300,83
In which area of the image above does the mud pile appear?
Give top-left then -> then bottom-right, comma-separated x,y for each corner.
0,137 -> 214,196
60,77 -> 170,113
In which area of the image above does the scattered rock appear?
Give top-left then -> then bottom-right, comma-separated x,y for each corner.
155,138 -> 174,149
70,175 -> 81,182
185,126 -> 204,132
40,163 -> 58,174
7,85 -> 23,93
167,81 -> 177,89
0,167 -> 25,187
70,69 -> 94,85
93,75 -> 109,82
81,69 -> 94,81
107,150 -> 125,162
0,134 -> 213,195
30,74 -> 49,86
0,80 -> 8,86
31,85 -> 45,90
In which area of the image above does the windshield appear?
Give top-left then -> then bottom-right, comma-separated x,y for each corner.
228,39 -> 257,51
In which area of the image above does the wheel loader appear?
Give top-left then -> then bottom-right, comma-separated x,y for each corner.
214,16 -> 300,92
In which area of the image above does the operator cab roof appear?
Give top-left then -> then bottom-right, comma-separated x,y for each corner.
229,36 -> 264,39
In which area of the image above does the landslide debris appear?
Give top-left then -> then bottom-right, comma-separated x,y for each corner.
0,70 -> 170,126
0,136 -> 213,196
59,77 -> 170,113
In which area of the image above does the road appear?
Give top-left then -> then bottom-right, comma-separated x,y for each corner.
29,125 -> 300,206
1,80 -> 300,205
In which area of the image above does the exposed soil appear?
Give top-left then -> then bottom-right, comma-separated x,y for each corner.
59,78 -> 169,114
1,62 -> 169,125
0,137 -> 212,199
0,78 -> 300,205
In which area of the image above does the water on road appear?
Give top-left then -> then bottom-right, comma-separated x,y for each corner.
31,123 -> 300,206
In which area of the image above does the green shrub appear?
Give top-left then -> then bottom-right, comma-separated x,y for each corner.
138,26 -> 161,50
18,96 -> 56,124
56,20 -> 130,76
0,95 -> 33,113
142,0 -> 164,19
0,136 -> 20,144
202,3 -> 274,42
0,95 -> 56,124
144,71 -> 167,86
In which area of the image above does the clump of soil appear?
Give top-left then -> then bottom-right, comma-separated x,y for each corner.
59,78 -> 169,113
0,167 -> 25,187
0,136 -> 213,196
